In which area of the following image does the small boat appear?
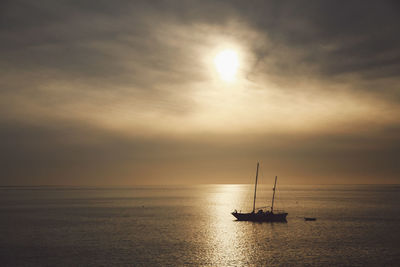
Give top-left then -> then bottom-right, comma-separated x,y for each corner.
304,217 -> 317,221
231,162 -> 288,222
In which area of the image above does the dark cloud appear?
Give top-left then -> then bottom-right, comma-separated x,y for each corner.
2,1 -> 400,87
237,1 -> 400,77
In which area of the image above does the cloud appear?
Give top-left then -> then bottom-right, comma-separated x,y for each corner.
1,0 -> 400,184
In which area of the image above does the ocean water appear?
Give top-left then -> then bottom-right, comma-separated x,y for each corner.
0,185 -> 399,266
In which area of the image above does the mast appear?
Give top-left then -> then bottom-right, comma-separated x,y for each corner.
271,176 -> 277,212
252,162 -> 259,213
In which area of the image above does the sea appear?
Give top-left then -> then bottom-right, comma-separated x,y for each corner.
1,184 -> 399,266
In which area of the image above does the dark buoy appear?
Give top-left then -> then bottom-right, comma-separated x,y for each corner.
304,217 -> 317,221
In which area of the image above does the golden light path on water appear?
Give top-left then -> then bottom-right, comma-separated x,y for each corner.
200,184 -> 293,265
205,185 -> 260,265
207,185 -> 248,264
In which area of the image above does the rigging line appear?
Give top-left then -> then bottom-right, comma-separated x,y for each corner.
255,166 -> 263,210
260,168 -> 276,210
275,180 -> 286,210
255,162 -> 264,210
242,168 -> 255,211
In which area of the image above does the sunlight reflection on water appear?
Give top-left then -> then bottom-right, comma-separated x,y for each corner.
1,184 -> 399,266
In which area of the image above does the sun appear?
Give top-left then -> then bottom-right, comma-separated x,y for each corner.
214,50 -> 239,81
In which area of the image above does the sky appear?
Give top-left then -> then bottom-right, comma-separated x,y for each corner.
1,0 -> 400,185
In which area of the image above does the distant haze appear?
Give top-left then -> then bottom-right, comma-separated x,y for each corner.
1,1 -> 400,185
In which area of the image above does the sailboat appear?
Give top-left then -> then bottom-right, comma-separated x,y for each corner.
231,162 -> 288,222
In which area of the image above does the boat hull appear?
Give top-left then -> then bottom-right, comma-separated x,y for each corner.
232,211 -> 288,222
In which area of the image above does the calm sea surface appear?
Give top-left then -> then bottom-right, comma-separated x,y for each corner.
1,185 -> 399,266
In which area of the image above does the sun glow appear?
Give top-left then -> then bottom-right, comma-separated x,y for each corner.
214,50 -> 239,81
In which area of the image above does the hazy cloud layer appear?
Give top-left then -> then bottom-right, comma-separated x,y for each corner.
1,0 -> 400,184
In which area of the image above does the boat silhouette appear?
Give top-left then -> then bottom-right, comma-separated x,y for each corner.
231,162 -> 288,222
